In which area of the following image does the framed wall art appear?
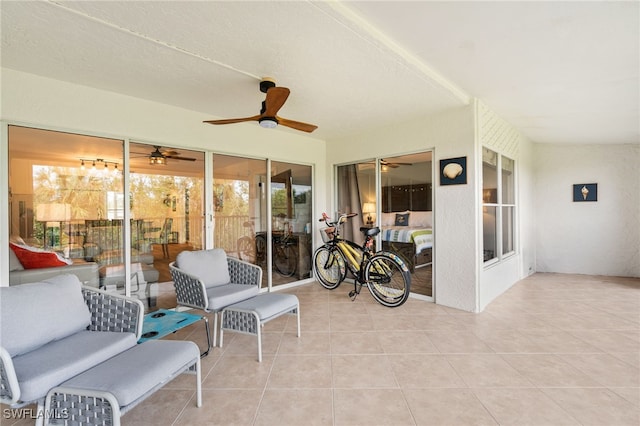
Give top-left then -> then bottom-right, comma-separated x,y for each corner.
573,183 -> 597,202
440,156 -> 467,185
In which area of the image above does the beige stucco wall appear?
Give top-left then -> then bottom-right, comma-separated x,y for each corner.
327,105 -> 479,312
534,143 -> 640,277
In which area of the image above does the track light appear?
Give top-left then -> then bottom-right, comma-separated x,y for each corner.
80,158 -> 120,172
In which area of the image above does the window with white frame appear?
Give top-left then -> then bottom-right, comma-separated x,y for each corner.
106,191 -> 124,220
482,148 -> 515,263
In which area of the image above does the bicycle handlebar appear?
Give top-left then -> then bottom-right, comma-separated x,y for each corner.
319,212 -> 358,227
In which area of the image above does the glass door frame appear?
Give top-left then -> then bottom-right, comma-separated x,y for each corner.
333,150 -> 435,302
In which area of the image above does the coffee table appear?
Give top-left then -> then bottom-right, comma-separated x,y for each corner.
139,309 -> 211,357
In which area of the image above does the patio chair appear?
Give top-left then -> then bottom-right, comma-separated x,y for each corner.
169,248 -> 262,346
147,217 -> 173,258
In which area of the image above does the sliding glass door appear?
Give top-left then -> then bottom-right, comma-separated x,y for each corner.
8,125 -> 124,291
7,126 -> 206,312
211,156 -> 312,288
379,153 -> 433,298
129,142 -> 205,305
212,154 -> 267,288
7,125 -> 314,306
336,152 -> 434,299
270,161 -> 313,286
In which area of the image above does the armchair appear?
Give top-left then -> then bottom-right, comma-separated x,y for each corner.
169,248 -> 262,346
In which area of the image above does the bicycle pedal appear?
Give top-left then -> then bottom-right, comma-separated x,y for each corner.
348,290 -> 357,300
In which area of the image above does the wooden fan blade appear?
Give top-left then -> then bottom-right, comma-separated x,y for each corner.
382,159 -> 412,167
264,87 -> 290,116
204,115 -> 261,125
277,117 -> 318,133
165,156 -> 196,161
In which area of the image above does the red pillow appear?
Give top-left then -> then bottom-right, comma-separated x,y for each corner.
9,243 -> 72,269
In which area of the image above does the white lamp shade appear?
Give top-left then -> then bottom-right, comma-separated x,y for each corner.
362,203 -> 375,214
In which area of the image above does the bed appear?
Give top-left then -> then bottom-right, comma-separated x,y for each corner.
380,211 -> 432,272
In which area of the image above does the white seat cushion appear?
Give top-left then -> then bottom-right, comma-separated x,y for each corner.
59,340 -> 199,407
206,283 -> 260,311
12,331 -> 137,402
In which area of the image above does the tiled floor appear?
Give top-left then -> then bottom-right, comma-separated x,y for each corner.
4,273 -> 638,425
121,273 -> 640,425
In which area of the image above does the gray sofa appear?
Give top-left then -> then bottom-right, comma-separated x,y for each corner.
0,274 -> 201,425
8,246 -> 100,287
0,275 -> 142,410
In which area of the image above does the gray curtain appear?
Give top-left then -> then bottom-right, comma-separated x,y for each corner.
336,164 -> 366,245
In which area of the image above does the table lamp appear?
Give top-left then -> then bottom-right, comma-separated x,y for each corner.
362,202 -> 375,225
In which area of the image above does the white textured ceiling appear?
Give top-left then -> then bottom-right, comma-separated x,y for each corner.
2,1 -> 638,144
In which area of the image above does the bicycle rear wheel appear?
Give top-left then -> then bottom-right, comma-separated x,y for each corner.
313,246 -> 346,289
274,244 -> 297,277
364,253 -> 411,307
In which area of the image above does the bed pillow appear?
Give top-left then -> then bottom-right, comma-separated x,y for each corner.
394,213 -> 410,226
382,211 -> 410,226
9,243 -> 72,269
409,211 -> 432,227
381,213 -> 395,226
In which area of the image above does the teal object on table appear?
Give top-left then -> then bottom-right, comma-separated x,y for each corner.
139,309 -> 202,343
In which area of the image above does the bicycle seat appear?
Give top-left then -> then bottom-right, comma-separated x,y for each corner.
361,226 -> 380,237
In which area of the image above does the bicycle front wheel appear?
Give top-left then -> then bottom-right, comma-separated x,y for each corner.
237,236 -> 254,263
255,234 -> 267,266
274,244 -> 297,277
313,246 -> 346,290
364,253 -> 411,307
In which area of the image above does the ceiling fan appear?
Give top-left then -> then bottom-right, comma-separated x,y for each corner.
204,78 -> 318,133
379,159 -> 413,168
144,146 -> 196,165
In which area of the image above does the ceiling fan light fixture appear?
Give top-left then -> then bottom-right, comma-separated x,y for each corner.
149,152 -> 166,165
259,117 -> 278,129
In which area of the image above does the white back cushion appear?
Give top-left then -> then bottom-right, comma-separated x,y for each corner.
0,274 -> 91,357
176,249 -> 230,288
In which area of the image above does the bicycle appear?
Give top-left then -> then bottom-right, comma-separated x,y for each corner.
237,221 -> 296,277
237,221 -> 267,265
272,230 -> 297,277
312,212 -> 411,307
